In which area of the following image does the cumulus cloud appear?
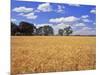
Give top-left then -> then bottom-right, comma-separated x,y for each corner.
56,5 -> 65,13
49,16 -> 79,23
11,18 -> 17,22
74,23 -> 86,27
90,9 -> 96,14
37,3 -> 66,13
53,23 -> 70,34
80,15 -> 92,23
68,3 -> 81,7
37,3 -> 52,12
19,12 -> 37,19
82,27 -> 92,30
35,23 -> 53,28
69,22 -> 86,30
12,6 -> 33,13
73,26 -> 96,35
53,23 -> 69,30
81,15 -> 89,18
82,18 -> 91,22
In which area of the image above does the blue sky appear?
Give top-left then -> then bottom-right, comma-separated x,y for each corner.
11,0 -> 96,35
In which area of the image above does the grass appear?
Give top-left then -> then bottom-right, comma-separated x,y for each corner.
11,36 -> 96,75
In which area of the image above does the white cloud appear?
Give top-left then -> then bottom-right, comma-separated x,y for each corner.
74,23 -> 85,27
12,6 -> 33,13
34,9 -> 40,13
35,23 -> 53,28
19,12 -> 37,19
54,23 -> 69,29
71,22 -> 86,30
52,23 -> 70,34
82,27 -> 92,30
68,3 -> 81,7
11,18 -> 17,22
81,15 -> 89,18
71,22 -> 95,35
90,9 -> 96,14
37,3 -> 52,12
56,5 -> 65,13
80,15 -> 92,23
49,16 -> 79,23
82,18 -> 91,22
73,26 -> 95,35
19,13 -> 23,15
37,4 -> 65,13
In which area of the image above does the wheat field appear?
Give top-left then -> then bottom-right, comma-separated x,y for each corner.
11,36 -> 96,75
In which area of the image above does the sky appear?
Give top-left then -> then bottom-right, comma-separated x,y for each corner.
11,0 -> 96,35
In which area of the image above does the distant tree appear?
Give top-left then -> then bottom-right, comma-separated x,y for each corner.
37,25 -> 54,36
63,26 -> 73,36
58,29 -> 64,36
32,25 -> 37,35
19,21 -> 36,35
11,22 -> 20,36
43,25 -> 54,36
36,27 -> 44,35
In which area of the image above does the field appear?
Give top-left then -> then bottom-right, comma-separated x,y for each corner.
11,36 -> 96,75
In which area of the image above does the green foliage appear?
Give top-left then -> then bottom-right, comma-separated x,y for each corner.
58,29 -> 64,36
11,22 -> 20,35
11,21 -> 73,36
19,21 -> 36,35
37,25 -> 54,36
58,26 -> 73,36
63,26 -> 73,36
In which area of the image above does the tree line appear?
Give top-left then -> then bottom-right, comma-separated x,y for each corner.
11,21 -> 73,36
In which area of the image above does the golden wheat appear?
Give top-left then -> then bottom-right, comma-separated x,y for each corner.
11,36 -> 96,75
